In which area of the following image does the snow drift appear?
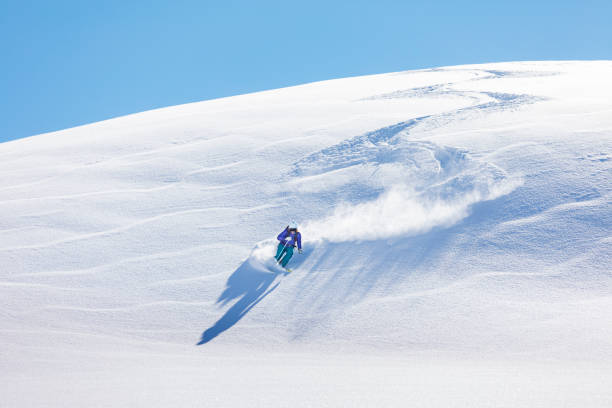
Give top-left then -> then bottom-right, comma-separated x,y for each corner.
1,61 -> 611,407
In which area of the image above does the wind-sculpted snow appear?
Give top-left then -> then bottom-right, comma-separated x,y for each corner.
2,61 -> 612,407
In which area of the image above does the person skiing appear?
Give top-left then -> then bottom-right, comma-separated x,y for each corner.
275,221 -> 302,269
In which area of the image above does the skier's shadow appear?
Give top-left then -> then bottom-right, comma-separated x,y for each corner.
197,259 -> 281,345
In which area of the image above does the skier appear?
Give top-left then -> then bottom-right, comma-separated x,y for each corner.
275,221 -> 302,270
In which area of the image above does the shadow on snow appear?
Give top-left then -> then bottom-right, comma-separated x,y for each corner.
197,258 -> 283,345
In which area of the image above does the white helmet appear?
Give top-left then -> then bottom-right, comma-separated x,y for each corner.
289,221 -> 298,230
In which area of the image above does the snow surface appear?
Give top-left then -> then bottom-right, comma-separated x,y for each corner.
1,61 -> 611,407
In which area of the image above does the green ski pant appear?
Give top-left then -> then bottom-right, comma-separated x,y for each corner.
275,243 -> 294,267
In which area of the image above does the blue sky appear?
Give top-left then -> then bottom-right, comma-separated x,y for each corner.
1,0 -> 610,143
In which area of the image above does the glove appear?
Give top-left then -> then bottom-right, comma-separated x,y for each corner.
298,249 -> 303,254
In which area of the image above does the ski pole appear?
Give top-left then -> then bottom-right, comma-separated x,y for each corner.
277,240 -> 289,264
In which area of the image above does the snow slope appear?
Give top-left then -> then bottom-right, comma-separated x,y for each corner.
1,61 -> 611,407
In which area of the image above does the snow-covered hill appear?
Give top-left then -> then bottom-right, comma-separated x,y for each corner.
1,61 -> 611,407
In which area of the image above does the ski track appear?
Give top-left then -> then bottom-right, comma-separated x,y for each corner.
2,62 -> 612,408
293,90 -> 543,178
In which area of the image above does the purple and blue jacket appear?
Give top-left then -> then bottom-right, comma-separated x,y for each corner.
277,228 -> 302,250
